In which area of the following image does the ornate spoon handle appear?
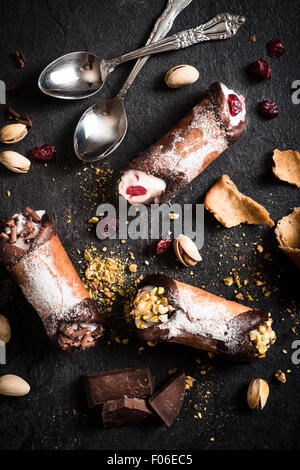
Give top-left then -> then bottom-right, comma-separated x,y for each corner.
109,13 -> 245,68
117,0 -> 193,99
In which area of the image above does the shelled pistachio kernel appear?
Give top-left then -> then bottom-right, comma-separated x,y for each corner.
249,319 -> 276,358
132,286 -> 175,329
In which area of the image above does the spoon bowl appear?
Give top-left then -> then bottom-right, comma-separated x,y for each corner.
38,52 -> 103,100
74,97 -> 128,162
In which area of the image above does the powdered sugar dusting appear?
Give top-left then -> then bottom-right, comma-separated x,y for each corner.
18,240 -> 84,323
140,105 -> 228,183
158,284 -> 244,352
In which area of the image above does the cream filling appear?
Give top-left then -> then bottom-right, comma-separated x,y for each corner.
119,170 -> 166,205
220,83 -> 246,128
5,210 -> 45,250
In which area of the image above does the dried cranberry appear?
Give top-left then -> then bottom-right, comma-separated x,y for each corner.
97,217 -> 119,238
103,217 -> 119,233
126,185 -> 147,197
228,94 -> 242,116
250,59 -> 272,80
267,39 -> 285,58
156,238 -> 173,255
32,144 -> 56,162
259,100 -> 278,119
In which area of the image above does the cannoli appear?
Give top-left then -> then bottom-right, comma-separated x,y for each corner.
0,207 -> 105,353
119,82 -> 246,204
129,274 -> 275,363
275,208 -> 300,270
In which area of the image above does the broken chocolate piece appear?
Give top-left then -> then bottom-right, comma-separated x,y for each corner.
204,174 -> 274,228
275,208 -> 300,270
102,396 -> 155,428
84,365 -> 155,408
149,371 -> 186,427
272,149 -> 300,188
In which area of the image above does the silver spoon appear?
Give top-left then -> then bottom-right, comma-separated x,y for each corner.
38,0 -> 192,100
74,13 -> 246,162
73,0 -> 194,161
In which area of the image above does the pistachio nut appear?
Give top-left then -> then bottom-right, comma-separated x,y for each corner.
0,123 -> 28,144
0,314 -> 11,344
165,64 -> 199,89
247,378 -> 269,410
173,234 -> 202,267
0,150 -> 31,173
0,374 -> 30,397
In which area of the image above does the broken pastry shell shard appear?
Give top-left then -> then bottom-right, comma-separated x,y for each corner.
272,149 -> 300,188
275,208 -> 300,270
173,234 -> 201,266
204,174 -> 274,228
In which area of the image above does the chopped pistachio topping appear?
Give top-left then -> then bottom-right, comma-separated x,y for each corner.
131,285 -> 175,329
249,318 -> 276,358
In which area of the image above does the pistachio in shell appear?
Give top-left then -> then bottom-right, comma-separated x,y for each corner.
0,374 -> 30,397
247,378 -> 269,410
165,64 -> 199,89
173,234 -> 202,267
0,123 -> 28,144
0,314 -> 11,344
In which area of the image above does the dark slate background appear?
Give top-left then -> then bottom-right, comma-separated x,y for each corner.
0,0 -> 299,451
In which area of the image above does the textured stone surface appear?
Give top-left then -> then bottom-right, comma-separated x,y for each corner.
0,0 -> 299,450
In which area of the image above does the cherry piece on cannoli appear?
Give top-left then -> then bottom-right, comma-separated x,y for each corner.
0,207 -> 105,354
129,275 -> 276,363
119,82 -> 247,205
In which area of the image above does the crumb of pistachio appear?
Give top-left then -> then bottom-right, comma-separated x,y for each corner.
223,277 -> 234,286
88,217 -> 99,223
129,263 -> 137,273
275,370 -> 286,383
236,293 -> 244,300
